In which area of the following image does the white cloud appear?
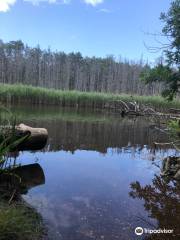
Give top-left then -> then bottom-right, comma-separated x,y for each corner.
99,8 -> 111,13
0,0 -> 103,12
0,0 -> 16,12
24,0 -> 70,6
83,0 -> 103,7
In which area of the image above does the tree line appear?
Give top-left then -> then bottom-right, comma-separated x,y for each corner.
0,40 -> 163,95
141,0 -> 180,100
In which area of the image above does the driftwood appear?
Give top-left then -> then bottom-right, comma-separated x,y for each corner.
15,124 -> 48,150
105,100 -> 180,120
169,108 -> 180,114
161,156 -> 180,181
1,123 -> 48,151
119,101 -> 160,117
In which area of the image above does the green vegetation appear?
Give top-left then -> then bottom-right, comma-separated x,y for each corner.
0,202 -> 44,240
0,107 -> 18,169
0,107 -> 29,161
141,0 -> 180,100
168,120 -> 180,138
0,108 -> 45,240
1,83 -> 180,111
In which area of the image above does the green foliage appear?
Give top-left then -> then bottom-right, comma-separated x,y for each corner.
168,119 -> 180,137
141,64 -> 179,101
0,83 -> 180,110
0,134 -> 29,169
0,107 -> 30,169
0,202 -> 44,240
160,0 -> 180,66
140,64 -> 172,83
167,120 -> 180,150
141,0 -> 180,100
0,108 -> 44,240
0,106 -> 45,240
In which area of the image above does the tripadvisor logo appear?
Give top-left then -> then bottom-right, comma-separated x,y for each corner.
135,227 -> 174,236
135,227 -> 143,236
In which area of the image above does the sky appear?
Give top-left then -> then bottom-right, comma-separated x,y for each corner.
0,0 -> 172,62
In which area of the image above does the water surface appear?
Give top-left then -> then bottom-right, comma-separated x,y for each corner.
7,106 -> 180,239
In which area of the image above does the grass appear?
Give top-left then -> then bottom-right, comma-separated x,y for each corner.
0,83 -> 180,111
0,201 -> 44,240
0,108 -> 45,240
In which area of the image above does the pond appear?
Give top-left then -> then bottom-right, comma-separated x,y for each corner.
5,105 -> 180,239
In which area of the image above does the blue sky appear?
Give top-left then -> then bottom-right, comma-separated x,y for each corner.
0,0 -> 172,62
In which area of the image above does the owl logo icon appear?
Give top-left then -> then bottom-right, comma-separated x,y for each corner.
135,227 -> 144,235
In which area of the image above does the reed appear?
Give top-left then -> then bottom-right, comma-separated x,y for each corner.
0,107 -> 44,240
0,83 -> 180,111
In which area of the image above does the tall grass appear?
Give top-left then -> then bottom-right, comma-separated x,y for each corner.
0,106 -> 30,170
0,83 -> 180,110
0,201 -> 44,240
0,107 -> 45,240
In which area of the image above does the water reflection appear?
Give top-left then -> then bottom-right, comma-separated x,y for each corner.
3,105 -> 179,240
7,105 -> 169,153
21,146 -> 175,240
29,118 -> 168,153
0,163 -> 45,199
129,176 -> 180,239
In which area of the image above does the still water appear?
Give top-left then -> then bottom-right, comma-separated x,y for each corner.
8,106 -> 180,239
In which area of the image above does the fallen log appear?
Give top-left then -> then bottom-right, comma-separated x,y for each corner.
161,156 -> 180,181
15,123 -> 48,150
169,108 -> 180,114
0,123 -> 48,151
121,110 -> 144,117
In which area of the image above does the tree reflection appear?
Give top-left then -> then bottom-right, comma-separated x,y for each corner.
129,175 -> 180,239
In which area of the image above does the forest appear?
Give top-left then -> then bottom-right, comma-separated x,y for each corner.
0,0 -> 180,239
0,40 -> 163,96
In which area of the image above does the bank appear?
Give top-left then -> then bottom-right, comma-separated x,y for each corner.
0,83 -> 180,111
